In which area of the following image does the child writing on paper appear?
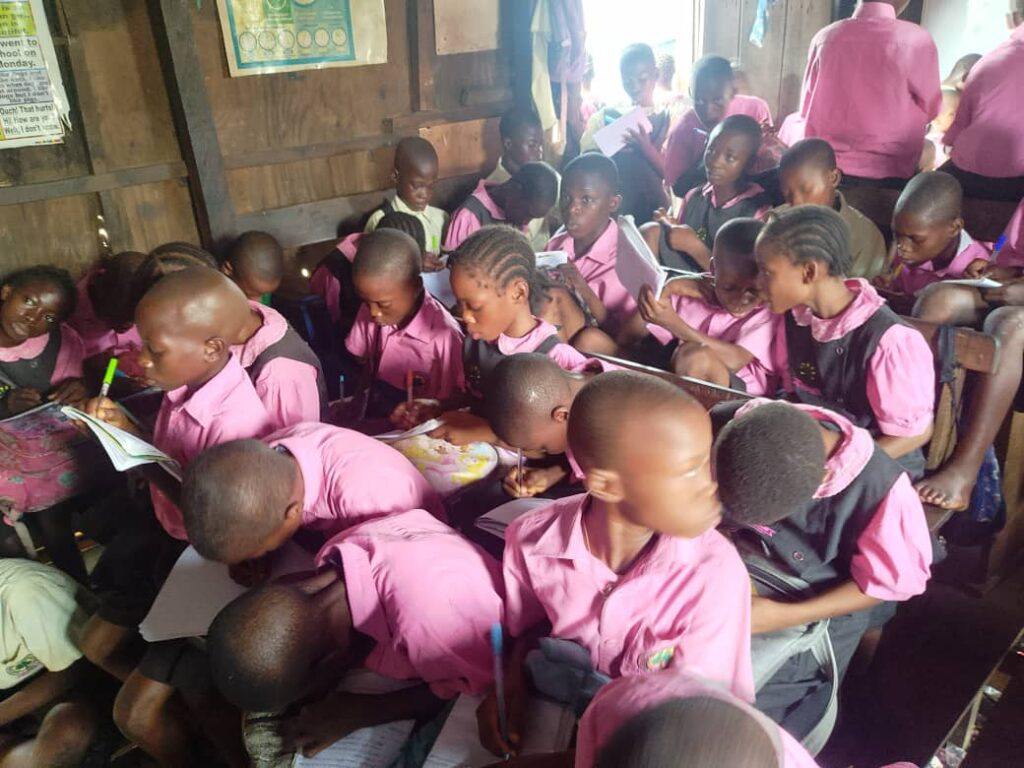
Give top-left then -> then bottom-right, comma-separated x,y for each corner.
0,266 -> 87,417
365,136 -> 447,257
652,115 -> 771,273
756,206 -> 935,477
713,400 -> 931,738
220,231 -> 285,303
344,229 -> 464,421
444,162 -> 560,252
181,422 -> 443,565
638,218 -> 780,395
206,508 -> 504,759
478,372 -> 753,758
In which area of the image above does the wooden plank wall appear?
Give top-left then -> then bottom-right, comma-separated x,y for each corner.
702,0 -> 832,121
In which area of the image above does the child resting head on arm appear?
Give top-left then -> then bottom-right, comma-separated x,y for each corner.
0,265 -> 86,417
639,217 -> 780,395
221,231 -> 285,302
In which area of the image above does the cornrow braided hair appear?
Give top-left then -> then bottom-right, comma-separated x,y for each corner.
757,204 -> 852,277
449,225 -> 550,313
377,211 -> 427,253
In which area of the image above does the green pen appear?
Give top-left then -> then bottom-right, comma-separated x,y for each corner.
99,357 -> 119,399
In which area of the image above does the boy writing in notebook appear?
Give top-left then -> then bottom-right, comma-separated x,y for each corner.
479,372 -> 752,757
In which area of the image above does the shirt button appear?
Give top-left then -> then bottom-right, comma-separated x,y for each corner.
792,551 -> 805,561
835,347 -> 845,356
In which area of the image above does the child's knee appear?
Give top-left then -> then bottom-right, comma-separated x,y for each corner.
78,615 -> 128,667
113,673 -> 172,744
35,702 -> 97,767
572,326 -> 618,355
672,343 -> 725,382
912,283 -> 981,325
984,305 -> 1024,346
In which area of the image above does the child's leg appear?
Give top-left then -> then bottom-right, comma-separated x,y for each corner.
78,616 -> 143,682
670,342 -> 732,387
0,702 -> 97,768
113,671 -> 195,768
916,306 -> 1024,509
570,326 -> 619,356
913,283 -> 988,327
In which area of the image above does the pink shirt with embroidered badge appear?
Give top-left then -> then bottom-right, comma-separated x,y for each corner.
267,422 -> 444,531
496,318 -> 597,374
232,301 -> 322,429
575,670 -> 820,768
778,3 -> 941,180
663,95 -> 774,188
68,274 -> 144,375
647,295 -> 780,395
503,494 -> 754,700
995,198 -> 1024,270
309,233 -> 361,326
736,399 -> 931,601
772,279 -> 935,437
345,293 -> 464,401
444,181 -> 525,252
546,219 -> 638,334
944,25 -> 1024,179
0,325 -> 85,387
315,509 -> 504,698
892,230 -> 991,296
151,355 -> 272,540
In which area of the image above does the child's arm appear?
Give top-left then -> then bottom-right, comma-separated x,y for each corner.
875,427 -> 933,461
0,665 -> 80,727
427,410 -> 498,445
83,396 -> 142,436
282,685 -> 442,758
476,625 -> 545,758
1,388 -> 43,417
662,225 -> 712,271
557,264 -> 608,326
503,463 -> 568,498
47,378 -> 88,408
751,580 -> 880,634
625,124 -> 665,177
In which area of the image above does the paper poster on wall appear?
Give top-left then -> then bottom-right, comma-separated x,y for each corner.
0,0 -> 70,149
216,0 -> 387,77
434,0 -> 499,55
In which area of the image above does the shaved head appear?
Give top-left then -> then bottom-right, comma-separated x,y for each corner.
136,266 -> 251,338
395,136 -> 438,174
894,171 -> 963,225
483,354 -> 575,448
352,228 -> 422,286
779,138 -> 837,175
227,231 -> 284,281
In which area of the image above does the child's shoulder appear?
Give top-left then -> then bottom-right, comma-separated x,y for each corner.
506,494 -> 584,549
693,527 -> 748,579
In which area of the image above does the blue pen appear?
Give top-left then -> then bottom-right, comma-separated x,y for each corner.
490,623 -> 510,757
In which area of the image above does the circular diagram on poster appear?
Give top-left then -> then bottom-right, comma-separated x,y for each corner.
258,30 -> 276,51
278,29 -> 295,49
238,31 -> 257,52
314,28 -> 330,47
265,0 -> 288,10
297,30 -> 312,48
332,28 -> 348,47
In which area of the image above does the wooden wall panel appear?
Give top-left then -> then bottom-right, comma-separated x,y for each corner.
702,0 -> 744,60
0,196 -> 103,274
103,178 -> 200,253
778,0 -> 829,119
737,0 -> 788,115
420,118 -> 501,178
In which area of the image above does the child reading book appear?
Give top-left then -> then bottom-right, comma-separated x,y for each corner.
221,231 -> 285,303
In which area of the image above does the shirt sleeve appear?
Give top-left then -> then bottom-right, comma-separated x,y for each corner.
579,110 -> 604,153
502,525 -> 548,639
308,266 -> 342,326
52,325 -> 86,383
443,208 -> 483,252
907,33 -> 943,121
997,201 -> 1024,269
849,474 -> 932,601
344,307 -> 372,361
430,329 -> 466,400
252,357 -> 323,429
867,324 -> 935,436
547,342 -> 598,374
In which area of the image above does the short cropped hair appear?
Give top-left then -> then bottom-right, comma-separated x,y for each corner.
714,114 -> 763,157
352,228 -> 422,286
1,265 -> 77,320
691,55 -> 734,93
620,43 -> 656,71
126,247 -> 219,327
714,217 -> 763,265
757,205 -> 852,277
712,401 -> 825,526
225,231 -> 284,282
482,353 -> 568,446
894,171 -> 963,224
563,152 -> 619,194
779,138 -> 838,174
513,161 -> 560,205
499,106 -> 542,141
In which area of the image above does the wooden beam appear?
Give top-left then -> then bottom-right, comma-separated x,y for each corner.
904,317 -> 1000,375
221,134 -> 410,171
407,0 -> 437,112
148,0 -> 235,247
0,162 -> 188,205
386,100 -> 514,132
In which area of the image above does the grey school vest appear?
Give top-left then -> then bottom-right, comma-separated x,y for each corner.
247,327 -> 329,421
462,334 -> 560,399
455,194 -> 499,231
681,186 -> 772,250
0,328 -> 60,392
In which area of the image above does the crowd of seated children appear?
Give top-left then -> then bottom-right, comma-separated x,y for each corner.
580,43 -> 669,224
364,136 -> 448,258
219,231 -> 285,304
444,161 -> 560,252
638,218 -> 779,394
776,139 -> 888,280
652,114 -> 771,272
779,0 -> 942,188
663,55 -> 774,197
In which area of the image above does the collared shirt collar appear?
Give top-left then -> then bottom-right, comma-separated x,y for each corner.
790,278 -> 886,342
165,354 -> 246,423
269,434 -> 322,514
699,182 -> 766,209
233,301 -> 288,368
853,2 -> 897,21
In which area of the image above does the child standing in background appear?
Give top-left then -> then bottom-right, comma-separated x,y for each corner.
221,231 -> 285,304
0,266 -> 86,417
365,136 -> 448,256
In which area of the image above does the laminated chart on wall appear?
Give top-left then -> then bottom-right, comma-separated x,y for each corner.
216,0 -> 387,77
0,0 -> 69,148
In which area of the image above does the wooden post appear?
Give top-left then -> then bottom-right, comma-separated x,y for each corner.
148,0 -> 235,248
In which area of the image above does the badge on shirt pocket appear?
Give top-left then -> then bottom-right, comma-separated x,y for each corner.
646,646 -> 675,671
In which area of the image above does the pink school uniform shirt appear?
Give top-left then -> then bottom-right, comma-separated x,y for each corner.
151,355 -> 272,540
315,509 -> 504,698
778,2 -> 941,179
575,670 -> 820,768
345,292 -> 465,401
995,197 -> 1024,270
0,325 -> 85,387
944,24 -> 1024,179
892,230 -> 991,296
267,421 -> 444,531
308,233 -> 361,326
663,95 -> 774,188
647,295 -> 780,395
678,183 -> 772,226
232,301 -> 322,428
444,181 -> 524,252
737,398 -> 931,601
503,494 -> 754,701
546,219 -> 638,334
496,318 -> 599,374
773,279 -> 935,438
68,274 -> 144,375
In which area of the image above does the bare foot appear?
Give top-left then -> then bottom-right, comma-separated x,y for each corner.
915,465 -> 976,511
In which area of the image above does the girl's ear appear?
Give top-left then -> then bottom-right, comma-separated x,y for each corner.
609,194 -> 623,214
585,467 -> 625,504
509,276 -> 530,305
801,259 -> 819,285
828,167 -> 843,190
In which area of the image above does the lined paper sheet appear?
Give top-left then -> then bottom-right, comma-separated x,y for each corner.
292,719 -> 415,768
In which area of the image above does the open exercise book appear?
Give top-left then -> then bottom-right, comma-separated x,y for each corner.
475,498 -> 550,540
61,405 -> 182,481
592,107 -> 652,157
615,215 -> 669,301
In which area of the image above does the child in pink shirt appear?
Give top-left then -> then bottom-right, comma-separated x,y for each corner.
663,55 -> 776,196
220,231 -> 284,303
756,205 -> 935,477
477,372 -> 753,758
443,162 -> 559,252
714,399 -> 930,734
206,508 -> 504,753
656,115 -> 771,273
778,0 -> 942,184
181,421 -> 443,564
576,669 -> 820,768
639,218 -> 779,395
882,171 -> 990,300
0,266 -> 87,417
345,228 -> 465,418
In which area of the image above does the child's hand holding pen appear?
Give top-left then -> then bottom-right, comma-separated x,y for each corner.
83,396 -> 138,435
47,378 -> 88,407
476,677 -> 526,758
503,465 -> 567,498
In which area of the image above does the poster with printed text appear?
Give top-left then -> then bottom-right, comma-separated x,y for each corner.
216,0 -> 387,78
0,0 -> 69,149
